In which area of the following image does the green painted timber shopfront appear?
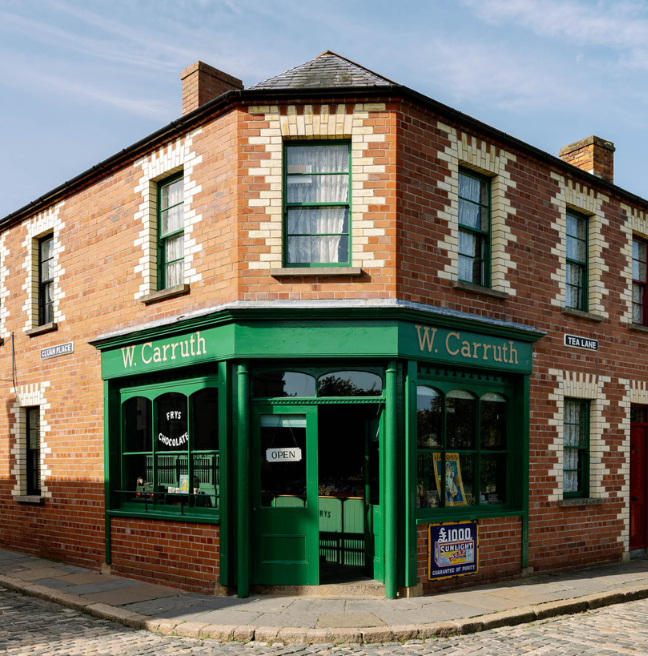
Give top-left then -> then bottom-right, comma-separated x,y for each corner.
93,306 -> 542,598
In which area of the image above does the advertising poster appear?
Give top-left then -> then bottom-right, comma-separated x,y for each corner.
179,475 -> 190,494
428,521 -> 479,581
433,452 -> 467,506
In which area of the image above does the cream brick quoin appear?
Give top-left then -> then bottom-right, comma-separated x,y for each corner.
21,203 -> 65,331
133,129 -> 203,299
549,174 -> 609,317
9,382 -> 53,499
435,126 -> 518,295
546,370 -> 611,502
0,231 -> 9,340
619,204 -> 648,325
246,103 -> 387,270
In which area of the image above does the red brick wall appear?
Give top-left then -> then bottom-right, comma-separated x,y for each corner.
111,518 -> 219,594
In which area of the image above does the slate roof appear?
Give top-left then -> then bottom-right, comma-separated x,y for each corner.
250,51 -> 396,90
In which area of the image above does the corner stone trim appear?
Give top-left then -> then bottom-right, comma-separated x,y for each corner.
245,103 -> 389,271
9,382 -> 52,499
435,125 -> 518,295
133,130 -> 204,299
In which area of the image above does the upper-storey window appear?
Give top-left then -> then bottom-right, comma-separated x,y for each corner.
566,209 -> 588,311
38,235 -> 54,325
158,174 -> 184,289
633,237 -> 648,325
284,143 -> 350,267
458,168 -> 490,286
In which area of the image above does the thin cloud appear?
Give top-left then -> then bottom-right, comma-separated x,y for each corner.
461,0 -> 648,68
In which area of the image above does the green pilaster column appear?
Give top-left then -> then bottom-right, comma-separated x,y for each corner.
521,375 -> 531,569
385,360 -> 398,599
237,362 -> 250,598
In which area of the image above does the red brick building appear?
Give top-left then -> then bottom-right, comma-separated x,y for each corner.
1,52 -> 646,598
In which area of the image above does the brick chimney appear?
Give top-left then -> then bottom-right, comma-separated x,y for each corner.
181,61 -> 243,115
559,136 -> 615,184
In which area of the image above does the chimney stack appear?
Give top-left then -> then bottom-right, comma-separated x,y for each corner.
181,61 -> 243,115
559,136 -> 615,184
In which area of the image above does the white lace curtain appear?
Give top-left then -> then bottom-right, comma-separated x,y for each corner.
286,145 -> 349,264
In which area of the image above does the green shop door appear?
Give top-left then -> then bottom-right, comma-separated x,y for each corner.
251,408 -> 319,586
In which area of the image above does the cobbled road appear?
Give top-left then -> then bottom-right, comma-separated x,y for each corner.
2,588 -> 648,655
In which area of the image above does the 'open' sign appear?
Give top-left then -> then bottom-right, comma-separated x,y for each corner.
266,447 -> 302,463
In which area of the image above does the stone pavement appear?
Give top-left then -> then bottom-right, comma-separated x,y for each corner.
2,547 -> 648,644
4,586 -> 648,654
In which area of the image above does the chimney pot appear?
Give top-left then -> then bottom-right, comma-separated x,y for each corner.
181,61 -> 243,115
559,135 -> 615,184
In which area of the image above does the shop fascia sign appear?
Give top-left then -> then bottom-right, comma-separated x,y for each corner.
119,331 -> 207,369
414,325 -> 526,368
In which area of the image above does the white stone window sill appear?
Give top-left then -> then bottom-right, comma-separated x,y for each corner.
15,495 -> 45,505
271,267 -> 363,278
140,284 -> 190,305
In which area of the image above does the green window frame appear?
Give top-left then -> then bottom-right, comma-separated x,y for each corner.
563,399 -> 590,498
117,376 -> 220,518
458,168 -> 491,287
283,141 -> 351,267
566,209 -> 588,311
416,380 -> 513,515
38,234 -> 54,326
632,236 -> 648,325
26,407 -> 41,496
157,172 -> 184,290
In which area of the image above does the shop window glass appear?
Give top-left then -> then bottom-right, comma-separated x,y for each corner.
156,393 -> 188,452
123,397 -> 152,453
481,393 -> 507,450
318,371 -> 383,397
416,384 -> 510,511
253,371 -> 316,398
446,390 -> 476,449
260,415 -> 307,508
119,384 -> 219,513
417,387 -> 442,449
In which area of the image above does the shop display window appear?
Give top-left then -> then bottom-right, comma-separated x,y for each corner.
118,379 -> 219,516
253,369 -> 384,399
417,384 -> 510,512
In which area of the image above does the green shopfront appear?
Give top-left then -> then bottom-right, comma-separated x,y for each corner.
93,307 -> 541,598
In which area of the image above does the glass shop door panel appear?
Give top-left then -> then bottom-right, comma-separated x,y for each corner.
251,408 -> 319,586
365,412 -> 384,581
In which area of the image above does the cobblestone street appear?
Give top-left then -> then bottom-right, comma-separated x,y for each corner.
2,588 -> 648,655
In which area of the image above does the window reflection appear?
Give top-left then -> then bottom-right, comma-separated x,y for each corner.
318,371 -> 383,397
417,387 -> 442,449
446,390 -> 475,449
123,397 -> 152,453
481,392 -> 507,450
253,371 -> 316,398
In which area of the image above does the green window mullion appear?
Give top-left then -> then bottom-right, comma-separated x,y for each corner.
441,391 -> 447,507
151,399 -> 158,504
157,173 -> 184,291
284,141 -> 351,268
476,396 -> 482,507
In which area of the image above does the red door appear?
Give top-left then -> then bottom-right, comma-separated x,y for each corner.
630,410 -> 648,550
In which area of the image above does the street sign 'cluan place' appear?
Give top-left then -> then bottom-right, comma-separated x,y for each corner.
564,334 -> 599,351
41,342 -> 74,360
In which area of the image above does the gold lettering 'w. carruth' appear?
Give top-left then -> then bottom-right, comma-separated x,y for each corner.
415,325 -> 438,352
121,346 -> 136,367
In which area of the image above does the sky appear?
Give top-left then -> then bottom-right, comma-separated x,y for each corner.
1,0 -> 648,218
